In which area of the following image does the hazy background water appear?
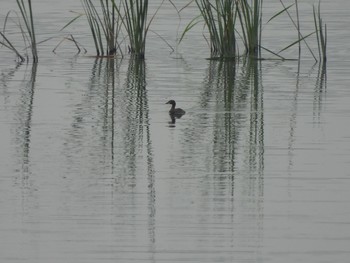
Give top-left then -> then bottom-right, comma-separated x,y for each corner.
1,0 -> 350,262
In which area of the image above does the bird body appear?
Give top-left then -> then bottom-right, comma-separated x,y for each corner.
166,100 -> 185,117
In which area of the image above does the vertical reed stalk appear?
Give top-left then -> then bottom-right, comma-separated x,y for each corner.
313,1 -> 327,62
16,0 -> 38,62
295,0 -> 301,58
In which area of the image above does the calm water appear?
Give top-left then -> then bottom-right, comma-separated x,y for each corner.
1,1 -> 350,262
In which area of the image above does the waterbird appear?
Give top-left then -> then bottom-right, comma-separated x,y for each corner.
165,100 -> 186,117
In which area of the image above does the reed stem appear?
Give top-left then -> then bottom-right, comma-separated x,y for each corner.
16,0 -> 38,62
313,1 -> 327,62
237,0 -> 262,57
195,0 -> 237,58
82,0 -> 122,56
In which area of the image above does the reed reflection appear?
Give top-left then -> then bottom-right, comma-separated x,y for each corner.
179,58 -> 265,260
68,56 -> 156,250
0,62 -> 22,94
288,60 -> 301,166
117,57 -> 152,178
288,61 -> 327,168
216,58 -> 264,254
115,57 -> 156,255
191,58 -> 264,175
314,62 -> 327,118
62,56 -> 156,255
65,58 -> 121,173
66,57 -> 154,185
14,63 -> 37,181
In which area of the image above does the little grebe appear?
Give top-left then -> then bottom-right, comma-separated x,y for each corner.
165,100 -> 185,117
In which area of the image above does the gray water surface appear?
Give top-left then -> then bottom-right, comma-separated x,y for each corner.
1,1 -> 350,262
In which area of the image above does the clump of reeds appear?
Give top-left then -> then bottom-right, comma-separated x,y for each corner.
122,0 -> 148,58
16,0 -> 38,62
186,0 -> 328,62
237,0 -> 262,57
313,1 -> 327,62
195,0 -> 237,58
181,0 -> 263,58
82,0 -> 122,56
113,0 -> 165,59
112,0 -> 152,59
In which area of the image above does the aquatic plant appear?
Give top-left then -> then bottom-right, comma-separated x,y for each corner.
0,1 -> 38,62
16,0 -> 38,62
181,0 -> 263,58
237,0 -> 262,57
313,1 -> 327,62
182,0 -> 327,61
195,0 -> 238,58
119,0 -> 148,58
82,0 -> 122,56
112,0 -> 164,59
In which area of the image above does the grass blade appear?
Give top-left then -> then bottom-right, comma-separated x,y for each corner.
16,0 -> 38,61
278,31 -> 314,54
267,3 -> 294,24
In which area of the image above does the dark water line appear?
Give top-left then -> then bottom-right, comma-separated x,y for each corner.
145,89 -> 156,259
17,63 -> 37,176
313,62 -> 327,121
249,59 -> 264,174
288,59 -> 300,163
251,59 -> 264,181
258,60 -> 265,183
110,59 -> 116,174
123,57 -> 156,254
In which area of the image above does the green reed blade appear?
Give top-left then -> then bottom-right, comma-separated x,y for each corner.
16,0 -> 38,61
268,3 -> 294,24
81,0 -> 123,56
312,1 -> 327,62
193,0 -> 237,58
278,31 -> 314,54
60,13 -> 84,32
